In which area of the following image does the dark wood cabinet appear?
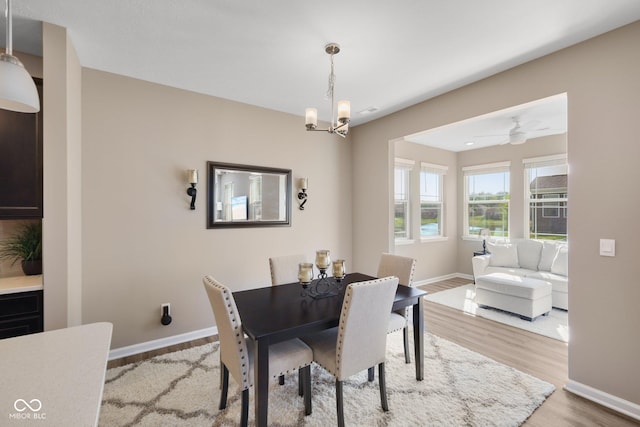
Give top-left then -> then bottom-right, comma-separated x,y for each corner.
0,290 -> 43,339
0,78 -> 43,218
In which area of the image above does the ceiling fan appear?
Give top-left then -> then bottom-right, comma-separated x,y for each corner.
476,117 -> 549,145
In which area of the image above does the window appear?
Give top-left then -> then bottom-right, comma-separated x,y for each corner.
524,155 -> 568,241
463,162 -> 510,238
420,163 -> 447,238
394,159 -> 414,240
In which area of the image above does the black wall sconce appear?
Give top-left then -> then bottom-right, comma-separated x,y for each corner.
297,177 -> 308,210
187,169 -> 198,210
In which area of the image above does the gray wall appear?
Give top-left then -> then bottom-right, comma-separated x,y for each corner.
80,69 -> 353,348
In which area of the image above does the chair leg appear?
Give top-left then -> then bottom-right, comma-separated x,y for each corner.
403,327 -> 411,364
279,374 -> 285,385
379,362 -> 389,412
219,363 -> 229,410
336,379 -> 345,427
219,357 -> 223,389
240,388 -> 249,427
367,366 -> 375,382
303,365 -> 312,415
298,369 -> 304,396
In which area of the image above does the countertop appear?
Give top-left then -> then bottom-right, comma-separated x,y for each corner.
0,275 -> 43,295
0,322 -> 113,426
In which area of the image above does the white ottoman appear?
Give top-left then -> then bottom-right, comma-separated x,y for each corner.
475,273 -> 552,321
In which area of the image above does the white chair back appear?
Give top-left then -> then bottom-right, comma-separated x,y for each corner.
269,254 -> 307,285
335,276 -> 399,380
377,253 -> 416,287
203,276 -> 251,390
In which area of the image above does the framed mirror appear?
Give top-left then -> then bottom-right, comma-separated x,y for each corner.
207,161 -> 292,228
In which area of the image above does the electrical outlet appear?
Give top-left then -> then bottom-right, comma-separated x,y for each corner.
161,303 -> 170,316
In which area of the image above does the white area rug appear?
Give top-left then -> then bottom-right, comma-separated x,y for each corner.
100,331 -> 555,426
424,284 -> 569,342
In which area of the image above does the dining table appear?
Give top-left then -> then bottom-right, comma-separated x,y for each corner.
233,272 -> 428,427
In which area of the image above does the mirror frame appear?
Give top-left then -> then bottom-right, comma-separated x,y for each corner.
207,161 -> 292,228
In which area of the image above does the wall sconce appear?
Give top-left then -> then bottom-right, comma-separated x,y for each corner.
297,178 -> 308,210
186,169 -> 198,210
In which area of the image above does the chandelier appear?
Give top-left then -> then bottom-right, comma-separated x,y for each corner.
305,43 -> 350,138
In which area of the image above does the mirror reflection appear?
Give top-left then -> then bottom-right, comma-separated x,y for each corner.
207,162 -> 291,228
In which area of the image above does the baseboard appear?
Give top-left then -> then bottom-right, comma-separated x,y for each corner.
108,326 -> 218,361
565,380 -> 640,421
414,272 -> 474,287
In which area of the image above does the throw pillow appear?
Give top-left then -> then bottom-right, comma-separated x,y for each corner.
487,243 -> 519,268
551,246 -> 569,276
538,241 -> 559,272
517,239 -> 543,271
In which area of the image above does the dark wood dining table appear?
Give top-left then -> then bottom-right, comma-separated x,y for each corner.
233,272 -> 428,427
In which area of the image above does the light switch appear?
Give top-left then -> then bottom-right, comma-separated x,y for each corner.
599,239 -> 615,257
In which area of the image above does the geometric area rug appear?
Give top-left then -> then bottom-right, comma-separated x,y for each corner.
99,332 -> 555,426
424,284 -> 569,343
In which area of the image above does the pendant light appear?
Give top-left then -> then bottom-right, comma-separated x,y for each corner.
0,0 -> 40,113
305,43 -> 350,138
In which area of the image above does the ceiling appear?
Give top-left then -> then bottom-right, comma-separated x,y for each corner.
405,93 -> 568,152
3,1 -> 640,139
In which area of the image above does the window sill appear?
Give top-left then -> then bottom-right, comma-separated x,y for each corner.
420,236 -> 448,243
395,239 -> 415,246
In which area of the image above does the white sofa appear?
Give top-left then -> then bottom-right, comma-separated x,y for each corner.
472,239 -> 568,310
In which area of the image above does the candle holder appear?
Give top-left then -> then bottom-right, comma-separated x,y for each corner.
299,250 -> 343,299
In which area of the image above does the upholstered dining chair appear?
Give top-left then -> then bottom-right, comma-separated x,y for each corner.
269,253 -> 307,388
378,253 -> 417,364
269,253 -> 307,286
203,276 -> 313,427
302,276 -> 399,427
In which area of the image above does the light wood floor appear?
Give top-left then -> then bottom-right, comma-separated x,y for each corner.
420,277 -> 638,427
109,277 -> 639,426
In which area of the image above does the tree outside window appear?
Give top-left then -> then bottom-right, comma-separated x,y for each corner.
463,163 -> 510,238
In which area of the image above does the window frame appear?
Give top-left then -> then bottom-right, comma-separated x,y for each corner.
419,162 -> 447,240
462,161 -> 511,239
394,158 -> 414,242
523,154 -> 568,241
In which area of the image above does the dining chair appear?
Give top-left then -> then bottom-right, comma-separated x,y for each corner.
269,253 -> 307,388
269,254 -> 307,286
203,275 -> 313,427
302,276 -> 399,427
378,253 -> 417,364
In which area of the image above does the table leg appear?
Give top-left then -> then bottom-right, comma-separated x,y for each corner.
412,297 -> 424,380
254,338 -> 269,427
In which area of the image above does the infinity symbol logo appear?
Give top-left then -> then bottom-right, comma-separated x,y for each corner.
14,399 -> 42,412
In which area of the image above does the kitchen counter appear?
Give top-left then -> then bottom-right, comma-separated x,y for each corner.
0,322 -> 113,426
0,275 -> 43,295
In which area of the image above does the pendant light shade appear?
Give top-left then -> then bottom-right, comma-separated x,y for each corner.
0,0 -> 40,113
0,53 -> 40,112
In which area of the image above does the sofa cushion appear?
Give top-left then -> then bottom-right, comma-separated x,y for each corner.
525,271 -> 569,293
484,266 -> 534,277
551,246 -> 569,276
538,241 -> 560,272
487,243 -> 519,268
516,240 -> 543,271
